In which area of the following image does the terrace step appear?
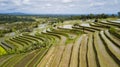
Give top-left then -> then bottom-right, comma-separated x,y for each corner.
87,33 -> 98,67
79,34 -> 88,67
94,32 -> 119,67
104,30 -> 120,48
100,31 -> 120,61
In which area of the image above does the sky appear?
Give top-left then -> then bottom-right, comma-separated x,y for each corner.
0,0 -> 120,14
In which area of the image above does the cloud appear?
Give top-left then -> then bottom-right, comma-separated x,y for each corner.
68,4 -> 75,7
23,0 -> 30,4
0,0 -> 120,14
62,0 -> 73,3
12,0 -> 22,6
0,2 -> 6,6
90,2 -> 105,7
45,3 -> 52,7
114,0 -> 118,4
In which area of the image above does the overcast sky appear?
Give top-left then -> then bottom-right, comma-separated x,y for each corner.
0,0 -> 120,14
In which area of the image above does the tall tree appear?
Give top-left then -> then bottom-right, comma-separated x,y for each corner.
118,12 -> 120,18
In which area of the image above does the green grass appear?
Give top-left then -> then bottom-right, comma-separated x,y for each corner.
0,46 -> 7,55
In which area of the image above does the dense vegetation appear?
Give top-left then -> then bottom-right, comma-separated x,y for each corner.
0,15 -> 35,24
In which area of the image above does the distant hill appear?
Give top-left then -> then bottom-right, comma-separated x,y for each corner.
0,12 -> 118,17
0,12 -> 27,15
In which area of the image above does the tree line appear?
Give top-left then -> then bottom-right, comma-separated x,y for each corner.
0,15 -> 35,24
46,12 -> 120,23
59,13 -> 119,21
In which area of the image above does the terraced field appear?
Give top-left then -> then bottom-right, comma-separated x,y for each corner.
0,20 -> 120,67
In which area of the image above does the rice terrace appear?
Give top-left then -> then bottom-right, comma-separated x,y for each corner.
0,0 -> 120,67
